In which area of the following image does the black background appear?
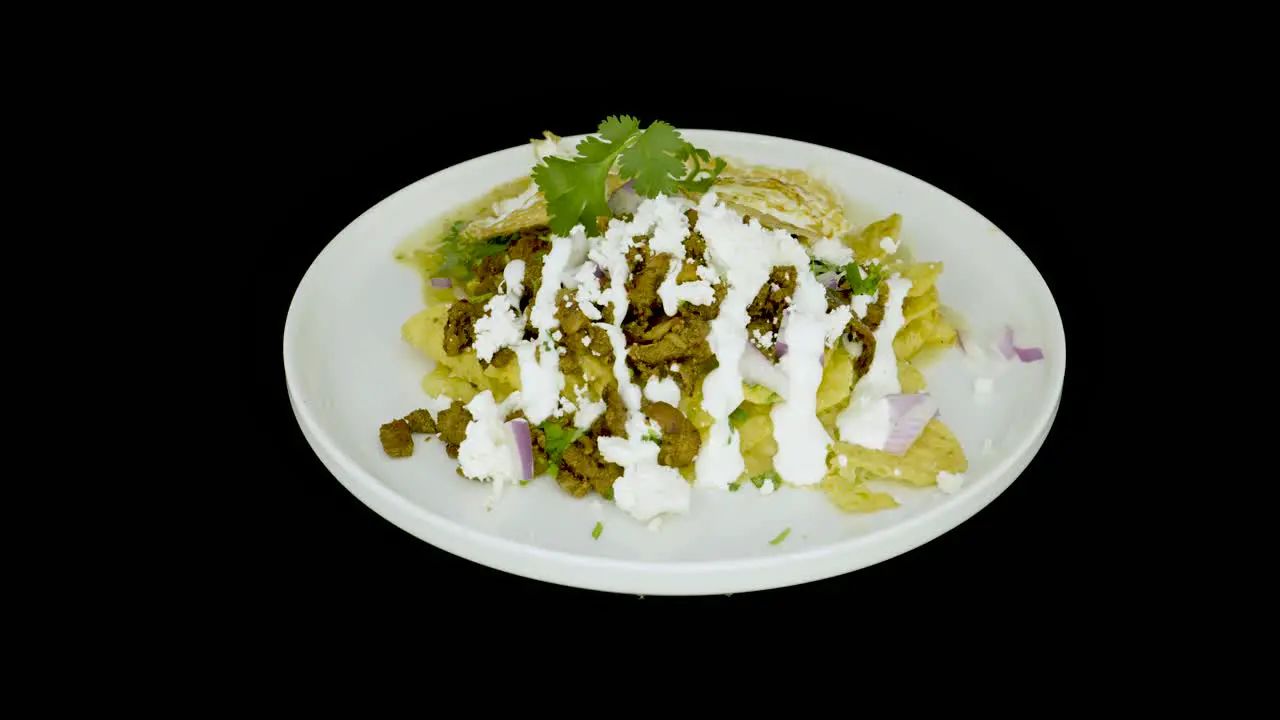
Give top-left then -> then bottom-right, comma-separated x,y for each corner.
239,84 -> 1097,615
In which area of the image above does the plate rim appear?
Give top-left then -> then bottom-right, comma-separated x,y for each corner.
282,128 -> 1068,595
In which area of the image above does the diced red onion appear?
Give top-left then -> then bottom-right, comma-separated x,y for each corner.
430,277 -> 453,288
816,272 -> 841,290
608,180 -> 641,215
883,393 -> 938,455
997,324 -> 1045,363
775,341 -> 789,358
506,419 -> 534,480
1015,346 -> 1044,362
957,325 -> 1043,363
819,350 -> 827,366
592,263 -> 606,280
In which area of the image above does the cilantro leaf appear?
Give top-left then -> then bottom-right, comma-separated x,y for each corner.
642,430 -> 663,445
728,480 -> 742,492
534,155 -> 616,237
769,527 -> 791,545
844,263 -> 884,296
729,407 -> 749,425
592,521 -> 603,540
618,121 -> 687,197
674,144 -> 727,193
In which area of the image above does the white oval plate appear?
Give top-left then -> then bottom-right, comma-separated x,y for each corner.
283,130 -> 1066,596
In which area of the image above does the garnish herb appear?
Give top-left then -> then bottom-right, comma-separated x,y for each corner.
844,262 -> 884,295
592,521 -> 603,540
539,420 -> 586,477
769,527 -> 791,545
532,116 -> 726,236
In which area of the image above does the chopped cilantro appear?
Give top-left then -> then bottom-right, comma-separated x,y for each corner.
728,480 -> 742,492
519,480 -> 530,487
643,430 -> 663,445
592,521 -> 603,540
750,470 -> 781,489
729,407 -> 749,425
601,486 -> 614,501
844,262 -> 884,296
769,528 -> 791,545
532,116 -> 726,236
539,420 -> 586,476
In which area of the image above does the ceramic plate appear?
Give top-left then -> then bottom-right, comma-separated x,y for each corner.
283,130 -> 1066,595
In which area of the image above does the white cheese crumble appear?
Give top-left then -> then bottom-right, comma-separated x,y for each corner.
643,375 -> 681,406
571,385 -> 605,430
936,471 -> 965,494
457,390 -> 524,498
472,259 -> 526,362
879,236 -> 898,254
823,305 -> 852,347
849,293 -> 874,319
810,237 -> 854,265
973,377 -> 994,396
751,328 -> 776,348
514,342 -> 563,425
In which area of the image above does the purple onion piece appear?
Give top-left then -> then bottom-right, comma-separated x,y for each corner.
999,324 -> 1045,362
607,180 -> 641,215
1015,346 -> 1044,362
506,419 -> 534,480
775,341 -> 789,359
430,277 -> 453,289
816,272 -> 841,290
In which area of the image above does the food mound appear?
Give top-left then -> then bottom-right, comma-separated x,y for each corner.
379,116 -> 971,526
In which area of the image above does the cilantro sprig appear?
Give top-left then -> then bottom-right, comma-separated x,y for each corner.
433,221 -> 519,285
532,116 -> 727,236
